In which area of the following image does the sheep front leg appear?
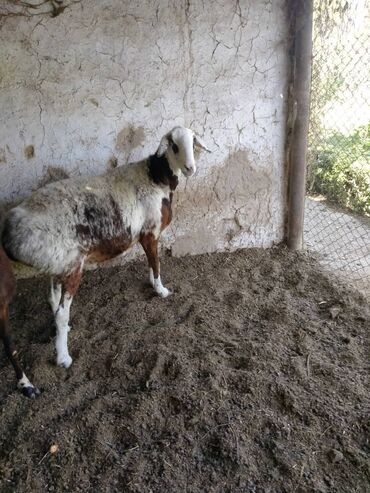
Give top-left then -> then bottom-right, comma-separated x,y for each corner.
140,233 -> 171,298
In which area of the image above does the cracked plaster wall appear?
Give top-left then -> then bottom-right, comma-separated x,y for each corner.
0,0 -> 289,263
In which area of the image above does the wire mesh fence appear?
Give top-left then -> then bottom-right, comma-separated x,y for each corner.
305,0 -> 370,296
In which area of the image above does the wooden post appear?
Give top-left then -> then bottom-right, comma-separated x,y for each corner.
287,0 -> 313,250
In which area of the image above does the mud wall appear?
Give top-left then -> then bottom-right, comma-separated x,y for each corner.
0,0 -> 289,259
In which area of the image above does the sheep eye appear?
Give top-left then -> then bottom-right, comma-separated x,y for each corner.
171,142 -> 179,154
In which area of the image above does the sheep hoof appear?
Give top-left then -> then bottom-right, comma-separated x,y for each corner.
17,373 -> 41,398
21,385 -> 41,399
158,287 -> 172,298
57,354 -> 73,368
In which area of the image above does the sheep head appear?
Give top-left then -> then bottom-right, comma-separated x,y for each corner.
156,126 -> 211,178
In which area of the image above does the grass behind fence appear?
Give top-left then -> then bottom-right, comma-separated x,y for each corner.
309,123 -> 370,216
307,0 -> 370,217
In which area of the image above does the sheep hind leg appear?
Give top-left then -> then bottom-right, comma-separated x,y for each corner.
49,277 -> 62,316
0,303 -> 40,398
55,293 -> 73,368
54,262 -> 83,368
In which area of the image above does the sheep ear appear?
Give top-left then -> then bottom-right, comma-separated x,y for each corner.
193,134 -> 211,153
157,134 -> 170,157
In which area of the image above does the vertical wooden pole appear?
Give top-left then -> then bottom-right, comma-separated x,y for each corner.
287,0 -> 313,249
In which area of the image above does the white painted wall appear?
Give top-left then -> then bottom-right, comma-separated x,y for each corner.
0,0 -> 289,260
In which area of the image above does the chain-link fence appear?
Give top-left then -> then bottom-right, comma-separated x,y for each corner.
305,0 -> 370,297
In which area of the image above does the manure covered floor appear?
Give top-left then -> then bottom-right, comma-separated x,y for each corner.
0,247 -> 369,492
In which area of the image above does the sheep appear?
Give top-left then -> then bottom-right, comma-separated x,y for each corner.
0,247 -> 40,397
1,126 -> 210,396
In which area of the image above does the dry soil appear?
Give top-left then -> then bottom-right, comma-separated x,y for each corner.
0,247 -> 369,492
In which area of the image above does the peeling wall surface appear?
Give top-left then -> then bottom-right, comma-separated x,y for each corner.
0,0 -> 289,261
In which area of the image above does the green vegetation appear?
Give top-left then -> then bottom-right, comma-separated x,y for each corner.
307,0 -> 370,217
309,123 -> 370,216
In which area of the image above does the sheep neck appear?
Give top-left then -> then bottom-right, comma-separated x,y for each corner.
147,154 -> 179,191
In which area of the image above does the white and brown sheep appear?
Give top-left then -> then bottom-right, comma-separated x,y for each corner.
0,126 -> 210,397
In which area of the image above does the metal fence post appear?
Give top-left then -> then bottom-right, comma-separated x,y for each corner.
287,0 -> 313,250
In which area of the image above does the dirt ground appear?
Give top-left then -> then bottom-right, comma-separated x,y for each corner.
0,247 -> 369,493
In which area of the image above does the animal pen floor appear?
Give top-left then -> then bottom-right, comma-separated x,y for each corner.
0,247 -> 369,493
